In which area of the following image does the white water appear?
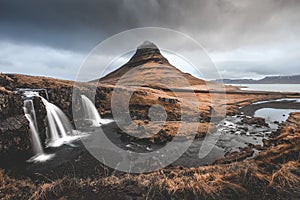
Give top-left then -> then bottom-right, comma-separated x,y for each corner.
24,113 -> 43,155
24,100 -> 38,132
27,153 -> 55,163
20,89 -> 86,162
41,97 -> 79,147
81,95 -> 113,126
23,100 -> 54,163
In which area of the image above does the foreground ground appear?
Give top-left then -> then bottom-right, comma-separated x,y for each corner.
1,112 -> 300,199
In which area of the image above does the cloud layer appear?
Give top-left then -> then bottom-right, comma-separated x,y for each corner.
0,0 -> 300,79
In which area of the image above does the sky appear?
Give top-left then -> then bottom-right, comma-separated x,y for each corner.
0,0 -> 300,80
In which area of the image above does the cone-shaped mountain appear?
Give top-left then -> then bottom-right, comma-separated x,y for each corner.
99,41 -> 207,88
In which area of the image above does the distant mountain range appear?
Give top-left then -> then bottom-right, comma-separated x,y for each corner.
214,75 -> 300,84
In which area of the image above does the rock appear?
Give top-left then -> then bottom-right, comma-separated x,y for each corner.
0,74 -> 14,88
0,90 -> 32,160
239,126 -> 249,131
241,116 -> 269,127
214,146 -> 254,164
32,96 -> 47,144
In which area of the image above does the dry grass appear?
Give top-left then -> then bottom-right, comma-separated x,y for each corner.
0,169 -> 36,200
269,161 -> 300,197
29,178 -> 84,200
1,157 -> 299,199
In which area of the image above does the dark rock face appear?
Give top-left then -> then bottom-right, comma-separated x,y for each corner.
0,91 -> 23,120
32,96 -> 48,145
95,86 -> 114,117
0,115 -> 30,154
47,87 -> 73,121
0,90 -> 31,160
240,116 -> 269,127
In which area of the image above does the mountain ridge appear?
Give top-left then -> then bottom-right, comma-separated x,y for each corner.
214,74 -> 300,84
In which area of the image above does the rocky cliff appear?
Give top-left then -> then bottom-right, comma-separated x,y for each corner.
0,76 -> 48,160
0,86 -> 31,160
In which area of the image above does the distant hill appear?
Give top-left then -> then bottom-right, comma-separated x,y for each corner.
214,75 -> 300,84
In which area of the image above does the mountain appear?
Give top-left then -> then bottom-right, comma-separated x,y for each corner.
214,75 -> 300,84
258,75 -> 300,84
98,41 -> 210,89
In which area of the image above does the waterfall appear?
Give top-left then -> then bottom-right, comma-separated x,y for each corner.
40,97 -> 78,147
24,99 -> 38,132
16,88 -> 86,162
24,110 -> 43,155
23,99 -> 54,162
81,95 -> 113,126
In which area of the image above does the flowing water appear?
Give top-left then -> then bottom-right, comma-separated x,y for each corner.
40,97 -> 81,147
100,98 -> 300,167
24,99 -> 38,132
23,99 -> 55,163
18,89 -> 83,162
81,95 -> 113,126
24,113 -> 43,155
19,90 -> 114,163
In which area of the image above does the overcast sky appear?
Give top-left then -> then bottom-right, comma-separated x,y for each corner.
0,0 -> 300,80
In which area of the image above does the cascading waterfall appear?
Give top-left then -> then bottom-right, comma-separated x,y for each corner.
24,104 -> 43,155
17,88 -> 82,162
40,97 -> 79,147
81,95 -> 113,126
23,98 -> 54,162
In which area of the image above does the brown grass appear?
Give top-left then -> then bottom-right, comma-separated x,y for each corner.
270,161 -> 300,197
2,159 -> 298,200
0,169 -> 36,200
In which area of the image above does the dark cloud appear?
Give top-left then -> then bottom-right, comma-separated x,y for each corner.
0,0 -> 300,79
1,0 -> 299,52
0,0 -> 140,51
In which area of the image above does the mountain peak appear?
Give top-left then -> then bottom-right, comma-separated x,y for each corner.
126,41 -> 169,68
137,40 -> 159,50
